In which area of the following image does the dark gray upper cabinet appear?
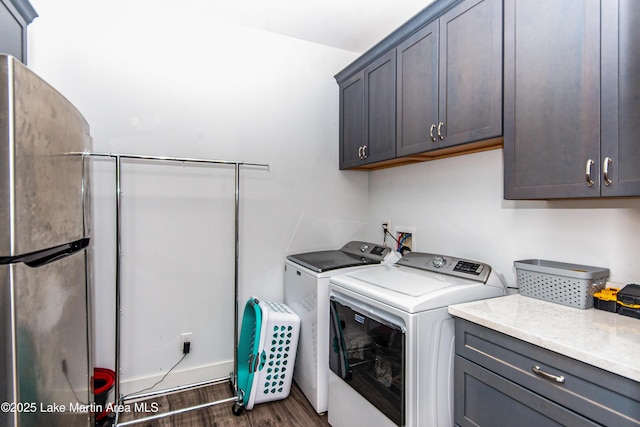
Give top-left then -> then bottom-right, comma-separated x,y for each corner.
337,0 -> 503,169
438,0 -> 502,149
0,0 -> 37,64
364,51 -> 397,165
503,0 -> 600,199
601,0 -> 640,197
338,51 -> 396,169
398,0 -> 502,156
339,72 -> 365,169
504,0 -> 640,199
396,21 -> 440,157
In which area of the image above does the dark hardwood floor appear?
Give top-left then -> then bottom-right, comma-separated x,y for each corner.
113,381 -> 329,427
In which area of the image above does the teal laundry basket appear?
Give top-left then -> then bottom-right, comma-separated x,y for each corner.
237,297 -> 300,410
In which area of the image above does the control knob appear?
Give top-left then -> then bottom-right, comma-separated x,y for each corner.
432,256 -> 446,268
360,244 -> 369,252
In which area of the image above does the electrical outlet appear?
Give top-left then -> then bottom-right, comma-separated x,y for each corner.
382,220 -> 392,246
181,332 -> 192,354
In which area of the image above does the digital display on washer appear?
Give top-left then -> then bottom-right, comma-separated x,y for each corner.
370,246 -> 387,256
453,261 -> 484,275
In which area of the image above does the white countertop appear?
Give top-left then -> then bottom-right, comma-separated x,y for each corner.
448,294 -> 640,383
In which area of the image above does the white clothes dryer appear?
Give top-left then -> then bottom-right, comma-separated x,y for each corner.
284,241 -> 400,414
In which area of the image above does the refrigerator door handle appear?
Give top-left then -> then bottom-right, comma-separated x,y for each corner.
0,237 -> 90,267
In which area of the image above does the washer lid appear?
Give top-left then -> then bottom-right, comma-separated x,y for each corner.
286,250 -> 372,273
286,241 -> 394,273
330,264 -> 504,313
341,265 -> 462,296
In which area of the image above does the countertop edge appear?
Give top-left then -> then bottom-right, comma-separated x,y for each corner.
448,294 -> 640,383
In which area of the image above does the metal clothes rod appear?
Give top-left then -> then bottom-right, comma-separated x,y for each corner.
87,151 -> 269,169
114,155 -> 122,405
84,152 -> 268,426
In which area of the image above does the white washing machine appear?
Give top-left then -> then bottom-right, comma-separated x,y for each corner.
327,252 -> 506,427
284,241 -> 401,414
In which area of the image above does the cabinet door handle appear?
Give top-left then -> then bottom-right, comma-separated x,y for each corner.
429,124 -> 437,142
532,365 -> 565,383
362,145 -> 368,159
358,146 -> 363,159
603,157 -> 613,186
437,122 -> 445,140
585,159 -> 595,187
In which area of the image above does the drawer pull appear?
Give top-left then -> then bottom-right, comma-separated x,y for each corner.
532,365 -> 565,383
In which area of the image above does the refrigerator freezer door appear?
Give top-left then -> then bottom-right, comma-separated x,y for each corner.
10,249 -> 89,427
0,54 -> 91,256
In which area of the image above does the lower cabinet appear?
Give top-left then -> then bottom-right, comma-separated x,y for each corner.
454,319 -> 640,427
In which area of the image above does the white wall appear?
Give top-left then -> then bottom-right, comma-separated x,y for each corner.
27,0 -> 367,393
26,0 -> 640,397
367,149 -> 640,287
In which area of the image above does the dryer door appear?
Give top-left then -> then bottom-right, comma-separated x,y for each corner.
329,295 -> 405,426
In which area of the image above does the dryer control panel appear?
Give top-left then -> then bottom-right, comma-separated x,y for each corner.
397,252 -> 492,283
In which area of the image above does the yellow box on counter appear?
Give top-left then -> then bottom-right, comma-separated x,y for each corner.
617,284 -> 640,309
593,284 -> 640,319
617,284 -> 640,319
593,288 -> 619,312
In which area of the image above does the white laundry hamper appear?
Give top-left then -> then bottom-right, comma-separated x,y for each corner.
236,297 -> 300,410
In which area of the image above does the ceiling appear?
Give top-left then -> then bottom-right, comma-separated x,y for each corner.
209,0 -> 436,53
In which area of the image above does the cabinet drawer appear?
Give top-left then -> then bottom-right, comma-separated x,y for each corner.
455,319 -> 640,426
455,356 -> 598,427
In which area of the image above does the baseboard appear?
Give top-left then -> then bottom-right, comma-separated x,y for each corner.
118,359 -> 234,397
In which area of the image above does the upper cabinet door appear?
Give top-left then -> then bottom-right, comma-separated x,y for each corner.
439,0 -> 502,149
396,21 -> 439,157
338,52 -> 396,169
503,0 -> 601,199
339,71 -> 365,169
364,50 -> 397,164
601,0 -> 640,197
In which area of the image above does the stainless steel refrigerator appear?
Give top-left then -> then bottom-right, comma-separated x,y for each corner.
0,55 -> 92,427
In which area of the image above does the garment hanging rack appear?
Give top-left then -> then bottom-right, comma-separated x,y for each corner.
85,152 -> 269,426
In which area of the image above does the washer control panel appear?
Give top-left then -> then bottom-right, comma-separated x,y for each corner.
397,252 -> 491,283
340,241 -> 396,263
